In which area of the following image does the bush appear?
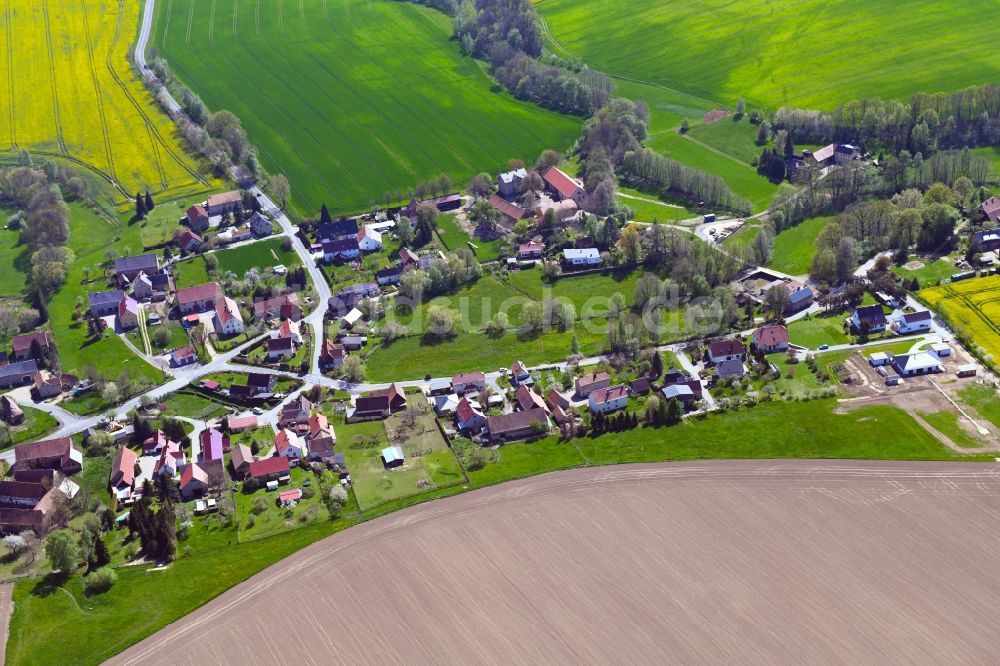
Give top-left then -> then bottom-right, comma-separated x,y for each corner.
250,497 -> 269,515
85,567 -> 117,595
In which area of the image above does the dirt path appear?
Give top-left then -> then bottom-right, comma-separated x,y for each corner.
109,461 -> 1000,665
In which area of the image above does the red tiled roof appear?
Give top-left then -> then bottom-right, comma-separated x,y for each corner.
11,332 -> 51,354
518,241 -> 543,254
249,456 -> 290,478
489,195 -> 527,222
111,446 -> 138,487
752,325 -> 789,347
228,415 -> 259,431
181,462 -> 208,487
516,385 -> 548,413
278,489 -> 302,502
185,205 -> 208,222
215,297 -> 243,325
542,167 -> 584,200
456,397 -> 481,423
590,384 -> 628,404
207,191 -> 241,207
709,339 -> 745,357
176,282 -> 222,305
576,372 -> 609,389
452,372 -> 485,385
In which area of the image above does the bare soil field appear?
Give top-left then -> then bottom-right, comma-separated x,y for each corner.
109,461 -> 1000,665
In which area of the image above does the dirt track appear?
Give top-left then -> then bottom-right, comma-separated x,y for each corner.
109,461 -> 1000,665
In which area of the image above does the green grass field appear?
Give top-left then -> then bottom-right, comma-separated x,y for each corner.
769,216 -> 832,275
434,214 -> 503,262
153,0 -> 582,214
538,0 -> 1000,109
174,237 -> 301,287
958,384 -> 1000,430
920,410 -> 991,449
894,256 -> 960,288
787,313 -> 850,349
0,208 -> 31,298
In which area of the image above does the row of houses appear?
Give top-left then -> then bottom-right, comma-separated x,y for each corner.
0,438 -> 84,535
850,305 -> 933,335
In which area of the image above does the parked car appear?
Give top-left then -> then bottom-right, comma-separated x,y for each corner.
818,344 -> 829,350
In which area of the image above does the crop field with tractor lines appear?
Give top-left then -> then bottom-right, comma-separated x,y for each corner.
153,0 -> 582,215
0,0 -> 213,204
536,0 -> 1000,109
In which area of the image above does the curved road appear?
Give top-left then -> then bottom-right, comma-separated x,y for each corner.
109,460 -> 1000,665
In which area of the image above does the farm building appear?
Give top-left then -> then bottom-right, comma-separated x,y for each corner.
486,409 -> 549,443
14,438 -> 82,475
489,195 -> 529,225
542,167 -> 586,203
89,290 -> 125,317
562,248 -> 600,266
205,191 -> 242,216
978,197 -> 1000,225
176,282 -> 223,315
318,218 -> 360,242
972,227 -> 1000,252
497,167 -> 527,197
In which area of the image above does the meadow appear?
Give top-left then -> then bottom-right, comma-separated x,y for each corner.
921,275 -> 1000,363
153,0 -> 582,215
0,0 -> 213,205
537,0 -> 1000,109
768,215 -> 832,275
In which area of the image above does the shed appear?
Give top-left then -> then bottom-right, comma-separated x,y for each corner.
381,446 -> 404,469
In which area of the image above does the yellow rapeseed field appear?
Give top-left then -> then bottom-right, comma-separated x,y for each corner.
0,0 -> 210,202
921,275 -> 1000,362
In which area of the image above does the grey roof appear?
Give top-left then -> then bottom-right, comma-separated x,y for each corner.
498,168 -> 527,184
0,359 -> 38,380
901,310 -> 932,323
115,254 -> 157,273
89,290 -> 124,307
789,287 -> 813,304
854,305 -> 887,327
716,358 -> 745,378
662,384 -> 694,399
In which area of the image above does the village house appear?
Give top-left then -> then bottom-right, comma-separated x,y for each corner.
806,143 -> 838,167
497,167 -> 527,197
588,385 -> 629,414
340,335 -> 368,351
715,358 -> 746,379
751,325 -> 789,354
142,429 -> 173,455
376,265 -> 404,286
171,346 -> 198,367
253,293 -> 302,321
972,227 -> 1000,252
31,371 -> 61,400
109,446 -> 138,506
320,340 -> 345,369
228,414 -> 259,433
486,408 -> 549,443
893,352 -> 943,377
628,377 -> 651,396
214,296 -> 245,336
434,393 -> 461,416
0,395 -> 23,425
279,395 -> 312,426
575,372 -> 610,398
132,271 -> 170,302
661,384 -> 696,409
328,282 -> 379,315
185,205 -> 210,232
230,443 -> 254,479
117,295 -> 140,330
893,310 -> 932,335
317,218 -> 360,242
267,337 -> 296,361
707,339 -> 746,365
562,248 -> 601,266
0,360 -> 39,389
851,305 -> 888,333
200,428 -> 228,462
13,437 -> 82,474
517,241 -> 544,261
452,372 -> 486,395
306,413 -> 336,462
348,396 -> 391,422
178,229 -> 203,252
115,254 -> 159,287
323,237 -> 361,262
153,441 -> 186,478
248,456 -> 290,484
489,195 -> 529,225
278,318 -> 302,345
511,360 -> 532,386
356,226 -> 383,252
176,282 -> 223,315
275,429 -> 305,460
12,332 -> 53,362
369,383 -> 407,412
89,290 -> 124,317
515,385 -> 549,414
205,190 -> 242,217
542,167 -> 586,204
180,463 -> 210,500
249,212 -> 273,237
536,199 -> 578,224
456,396 -> 487,433
545,389 -> 569,412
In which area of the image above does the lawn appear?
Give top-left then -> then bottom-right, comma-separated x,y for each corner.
136,194 -> 217,248
236,466 -> 328,539
434,214 -> 504,262
616,186 -> 693,223
769,216 -> 832,275
153,0 -> 582,215
0,0 -> 214,205
339,393 -> 466,510
159,391 -> 230,420
921,275 -> 1000,364
538,0 -> 1000,109
894,256 -> 960,288
175,238 -> 301,288
0,209 -> 31,298
0,406 -> 59,449
919,410 -> 991,449
786,313 -> 850,349
958,384 -> 1000,431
